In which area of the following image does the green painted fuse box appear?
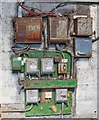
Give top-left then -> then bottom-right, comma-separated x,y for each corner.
11,56 -> 22,71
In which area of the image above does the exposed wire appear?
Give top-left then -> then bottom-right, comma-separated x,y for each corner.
12,45 -> 30,54
23,5 -> 44,13
17,0 -> 34,15
25,104 -> 33,112
12,45 -> 30,51
17,0 -> 55,17
56,44 -> 66,51
92,36 -> 99,43
68,16 -> 74,30
1,104 -> 33,113
73,65 -> 76,79
50,2 -> 68,12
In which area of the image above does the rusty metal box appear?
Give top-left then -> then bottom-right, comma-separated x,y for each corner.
48,17 -> 68,43
15,17 -> 43,43
74,17 -> 93,36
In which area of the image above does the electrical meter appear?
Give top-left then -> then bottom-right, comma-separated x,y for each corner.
74,37 -> 92,57
26,89 -> 39,104
56,89 -> 68,103
25,58 -> 38,74
41,58 -> 54,74
74,17 -> 92,36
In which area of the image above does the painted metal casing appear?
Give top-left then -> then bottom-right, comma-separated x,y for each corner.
26,89 -> 39,104
15,17 -> 43,43
41,58 -> 54,74
25,58 -> 38,74
48,17 -> 68,43
74,37 -> 92,57
74,17 -> 93,36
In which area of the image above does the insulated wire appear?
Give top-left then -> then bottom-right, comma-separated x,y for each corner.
17,0 -> 55,16
50,2 -> 68,12
12,45 -> 29,50
2,104 -> 33,113
25,104 -> 33,112
92,36 -> 99,43
17,1 -> 69,17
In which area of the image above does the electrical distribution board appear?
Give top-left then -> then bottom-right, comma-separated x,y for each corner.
11,1 -> 94,117
74,17 -> 93,36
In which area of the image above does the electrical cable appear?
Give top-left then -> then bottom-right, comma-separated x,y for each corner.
12,45 -> 30,54
12,45 -> 30,51
12,45 -> 29,50
17,0 -> 34,15
92,36 -> 99,43
25,104 -> 33,112
23,5 -> 44,13
17,1 -> 69,17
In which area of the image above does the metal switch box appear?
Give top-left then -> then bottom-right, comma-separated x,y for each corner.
48,17 -> 68,43
15,17 -> 43,43
74,17 -> 92,36
26,89 -> 39,104
56,89 -> 68,103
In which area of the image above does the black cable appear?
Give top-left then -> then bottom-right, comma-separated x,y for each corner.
56,44 -> 66,51
50,2 -> 68,12
92,36 -> 99,43
23,5 -> 44,13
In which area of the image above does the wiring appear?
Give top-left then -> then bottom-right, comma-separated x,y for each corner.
68,16 -> 74,30
56,44 -> 66,51
50,2 -> 68,12
17,0 -> 55,17
25,104 -> 33,112
17,1 -> 70,17
2,104 -> 33,113
12,45 -> 30,51
92,36 -> 99,43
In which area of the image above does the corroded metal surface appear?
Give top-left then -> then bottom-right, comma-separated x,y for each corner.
48,17 -> 68,43
74,17 -> 93,36
15,17 -> 43,43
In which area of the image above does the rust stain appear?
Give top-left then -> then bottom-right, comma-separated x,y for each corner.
15,17 -> 43,43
